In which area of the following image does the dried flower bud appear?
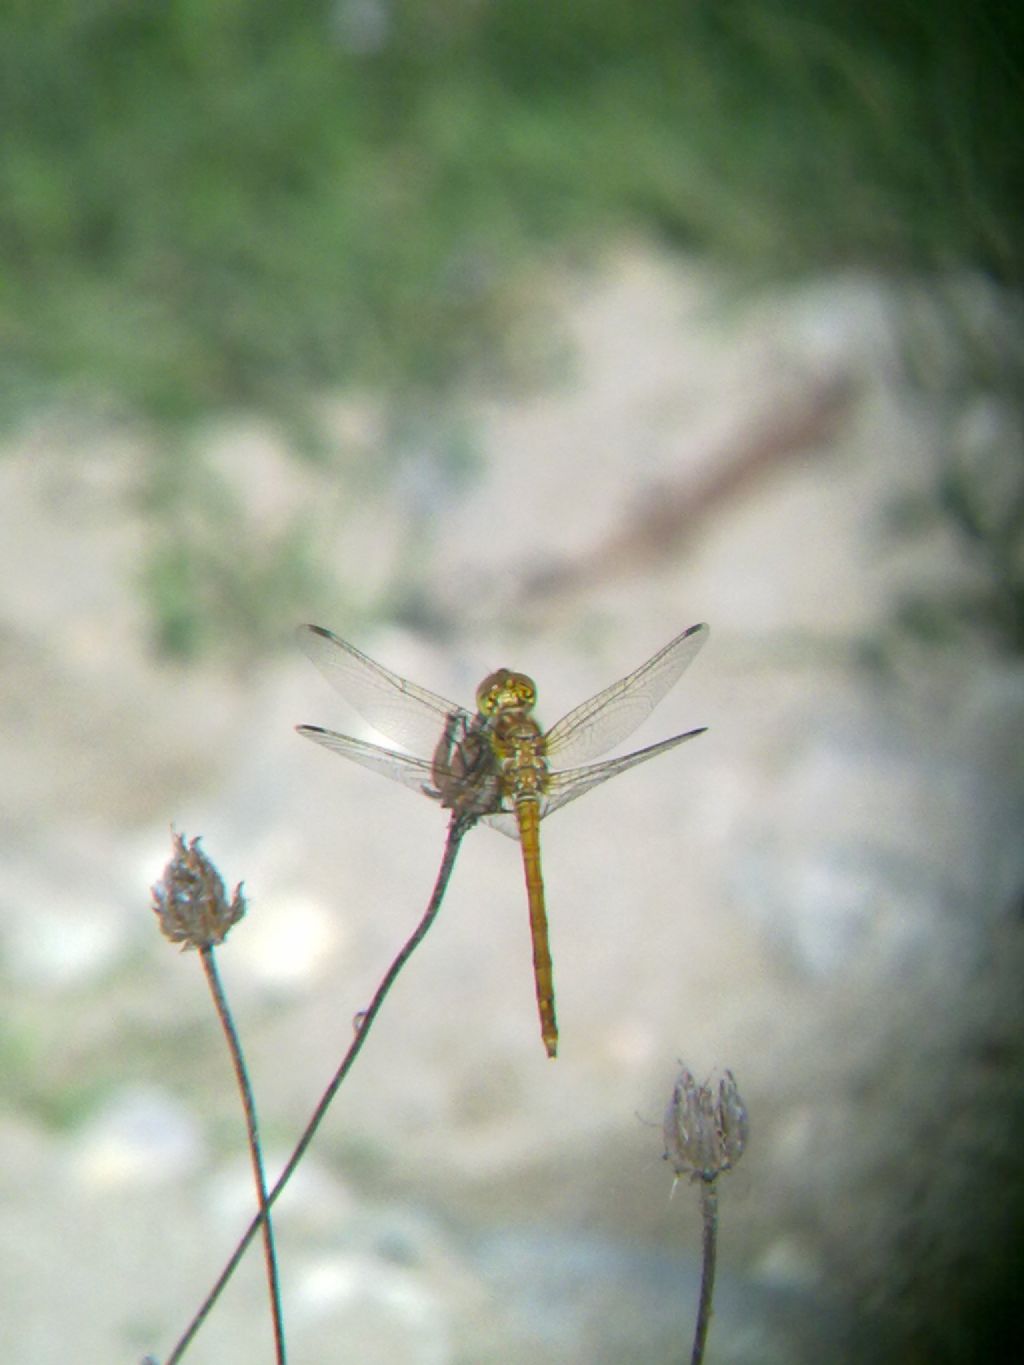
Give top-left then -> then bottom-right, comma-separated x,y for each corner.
151,833 -> 245,950
663,1065 -> 749,1184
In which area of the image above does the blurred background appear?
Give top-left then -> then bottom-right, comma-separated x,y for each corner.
1,2 -> 1022,1362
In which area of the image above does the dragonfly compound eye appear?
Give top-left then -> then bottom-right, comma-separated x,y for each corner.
505,672 -> 536,707
477,670 -> 537,714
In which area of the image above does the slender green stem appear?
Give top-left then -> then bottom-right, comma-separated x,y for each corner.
162,814 -> 472,1364
199,945 -> 286,1364
690,1178 -> 719,1365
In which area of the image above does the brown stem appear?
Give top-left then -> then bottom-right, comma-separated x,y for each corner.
161,813 -> 471,1364
690,1178 -> 719,1365
200,945 -> 286,1364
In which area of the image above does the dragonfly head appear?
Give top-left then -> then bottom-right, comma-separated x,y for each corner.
476,668 -> 538,716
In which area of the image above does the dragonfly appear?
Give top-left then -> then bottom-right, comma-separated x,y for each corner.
297,621 -> 708,1058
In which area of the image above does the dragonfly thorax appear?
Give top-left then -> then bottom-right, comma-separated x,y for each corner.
488,707 -> 548,803
476,669 -> 538,716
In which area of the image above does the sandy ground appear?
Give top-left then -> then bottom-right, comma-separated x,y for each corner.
1,244 -> 1022,1364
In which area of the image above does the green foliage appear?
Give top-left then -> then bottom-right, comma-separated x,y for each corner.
1,2 -> 1020,654
1,0 -> 1020,431
137,438 -> 325,656
888,284 -> 1024,655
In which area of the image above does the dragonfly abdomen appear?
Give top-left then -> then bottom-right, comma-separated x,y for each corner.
513,795 -> 558,1058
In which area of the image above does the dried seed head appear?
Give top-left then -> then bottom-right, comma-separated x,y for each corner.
663,1065 -> 749,1184
151,832 -> 245,950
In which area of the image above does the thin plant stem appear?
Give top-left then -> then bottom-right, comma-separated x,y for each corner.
162,813 -> 473,1364
662,1066 -> 746,1365
199,944 -> 286,1365
691,1178 -> 719,1365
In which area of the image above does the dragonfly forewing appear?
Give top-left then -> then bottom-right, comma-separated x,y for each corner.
297,624 -> 464,756
543,622 -> 708,768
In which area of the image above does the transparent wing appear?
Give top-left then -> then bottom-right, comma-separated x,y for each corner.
479,810 -> 522,840
540,727 -> 707,819
298,624 -> 468,756
299,716 -> 512,828
544,623 -> 708,768
476,725 -> 708,839
296,725 -> 441,801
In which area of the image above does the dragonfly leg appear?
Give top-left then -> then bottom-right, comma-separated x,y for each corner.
432,712 -> 503,820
